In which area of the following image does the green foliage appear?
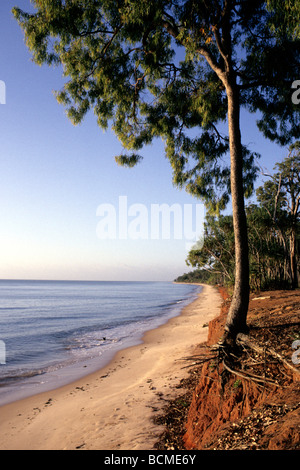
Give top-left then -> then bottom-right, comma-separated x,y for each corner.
186,214 -> 235,285
115,154 -> 143,167
184,143 -> 300,291
12,1 -> 299,215
174,268 -> 222,286
233,379 -> 242,389
266,0 -> 300,39
256,143 -> 300,288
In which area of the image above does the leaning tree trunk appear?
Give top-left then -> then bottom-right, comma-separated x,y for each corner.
224,79 -> 250,341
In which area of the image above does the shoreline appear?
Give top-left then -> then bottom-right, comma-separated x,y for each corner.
0,284 -> 200,407
0,284 -> 222,450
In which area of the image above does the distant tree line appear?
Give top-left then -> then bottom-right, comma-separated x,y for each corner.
174,268 -> 222,285
176,144 -> 300,291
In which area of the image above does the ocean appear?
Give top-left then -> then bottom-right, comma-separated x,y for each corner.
0,280 -> 201,405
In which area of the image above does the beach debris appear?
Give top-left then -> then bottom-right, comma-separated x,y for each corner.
75,442 -> 85,449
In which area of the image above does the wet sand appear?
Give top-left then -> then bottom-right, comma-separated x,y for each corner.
0,284 -> 221,450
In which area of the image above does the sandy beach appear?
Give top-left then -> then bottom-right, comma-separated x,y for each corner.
0,284 -> 221,450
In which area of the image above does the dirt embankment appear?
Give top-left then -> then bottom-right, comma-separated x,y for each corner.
184,288 -> 300,450
155,287 -> 300,450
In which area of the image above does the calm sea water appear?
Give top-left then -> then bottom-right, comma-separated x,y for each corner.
0,280 -> 200,404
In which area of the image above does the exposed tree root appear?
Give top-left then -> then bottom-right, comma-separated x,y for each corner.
206,331 -> 300,391
222,359 -> 280,388
236,333 -> 300,378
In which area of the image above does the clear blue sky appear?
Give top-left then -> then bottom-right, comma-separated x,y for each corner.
0,1 -> 288,281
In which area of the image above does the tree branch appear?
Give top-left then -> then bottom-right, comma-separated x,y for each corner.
81,25 -> 123,81
196,46 -> 226,82
213,26 -> 229,65
161,19 -> 179,39
161,12 -> 226,83
78,28 -> 115,37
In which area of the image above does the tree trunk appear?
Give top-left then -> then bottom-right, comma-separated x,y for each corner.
290,226 -> 298,289
224,80 -> 250,340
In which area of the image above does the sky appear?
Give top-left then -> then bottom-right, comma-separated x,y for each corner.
0,1 -> 290,282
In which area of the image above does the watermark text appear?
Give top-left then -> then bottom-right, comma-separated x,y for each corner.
0,340 -> 6,365
96,196 -> 205,249
291,80 -> 300,105
292,340 -> 300,365
0,80 -> 6,105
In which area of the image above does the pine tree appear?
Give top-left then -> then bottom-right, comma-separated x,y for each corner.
13,0 -> 300,342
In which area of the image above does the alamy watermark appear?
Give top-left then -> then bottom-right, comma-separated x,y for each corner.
0,340 -> 6,365
96,196 -> 205,249
291,80 -> 300,105
292,340 -> 300,365
0,80 -> 6,105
